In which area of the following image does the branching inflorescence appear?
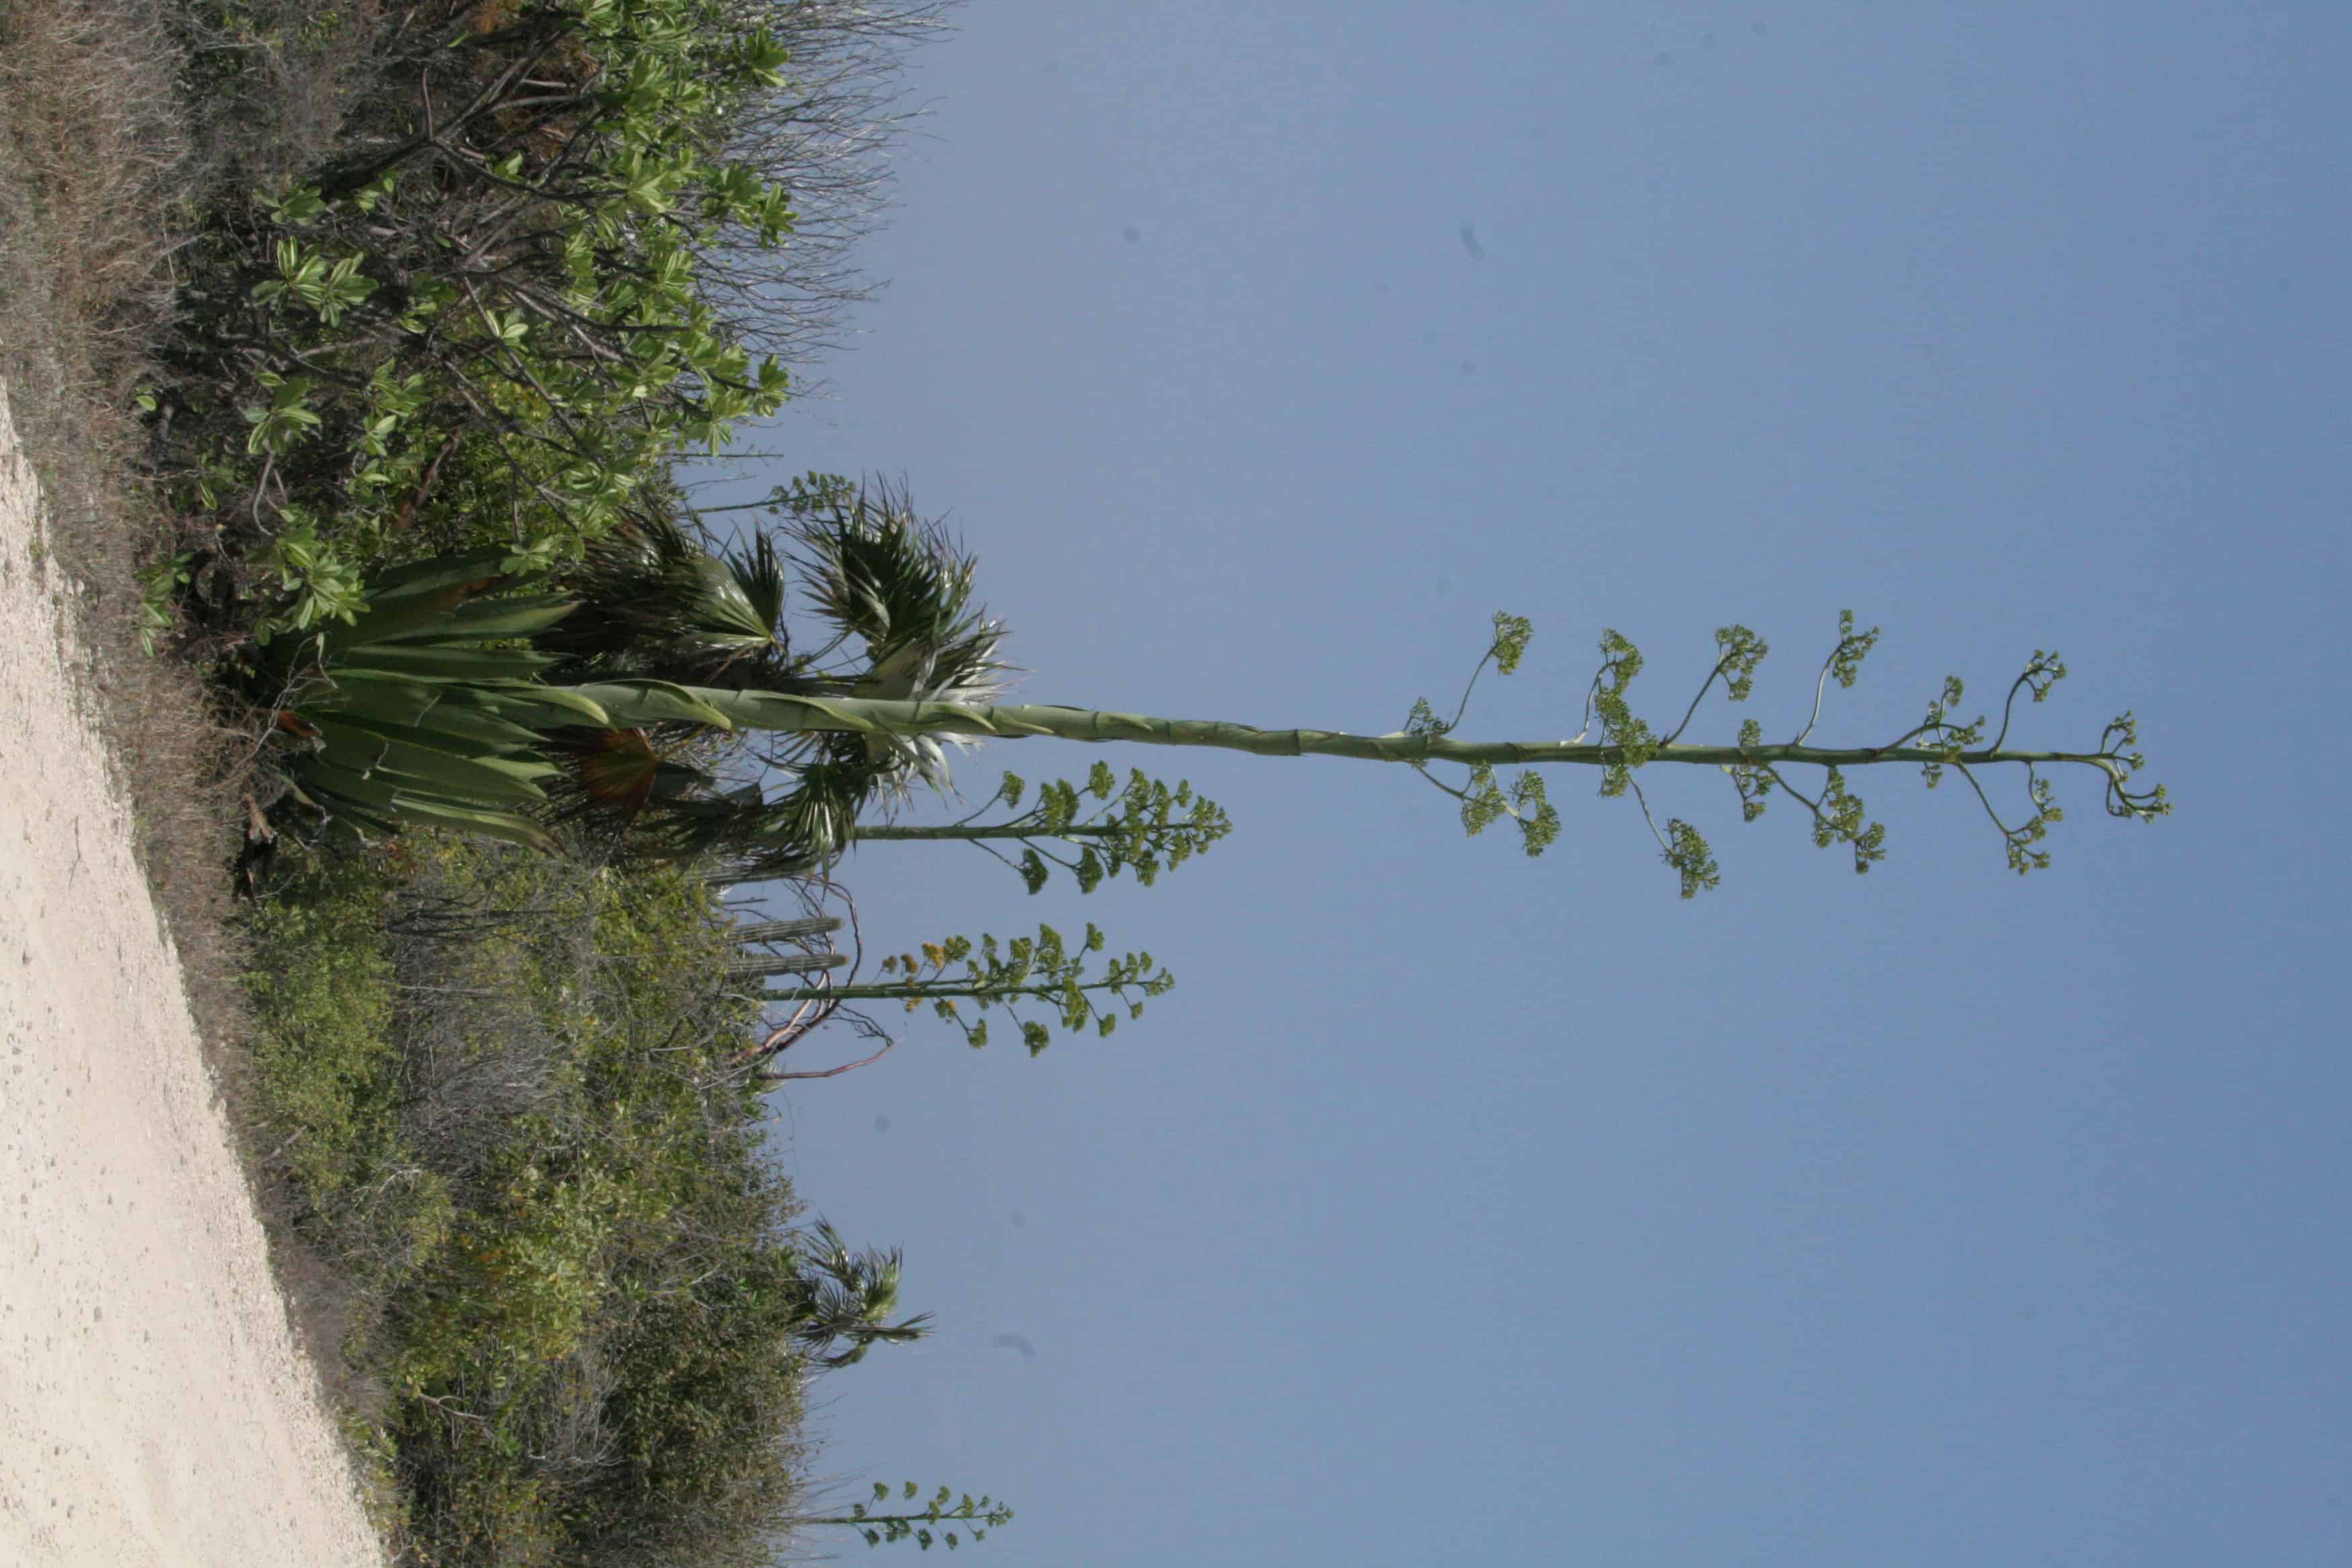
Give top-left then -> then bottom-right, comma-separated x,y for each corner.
848,760 -> 1232,897
775,920 -> 1176,1055
1402,609 -> 2169,897
1402,612 -> 1565,859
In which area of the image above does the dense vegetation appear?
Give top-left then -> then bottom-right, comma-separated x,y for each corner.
154,0 -> 918,599
244,840 -> 818,1563
3,0 -> 993,1561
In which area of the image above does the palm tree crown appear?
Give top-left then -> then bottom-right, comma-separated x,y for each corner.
532,479 -> 1015,875
788,1219 -> 935,1369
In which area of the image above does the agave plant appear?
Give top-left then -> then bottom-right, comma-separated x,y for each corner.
260,481 -> 1017,871
260,541 -> 791,854
262,549 -> 588,850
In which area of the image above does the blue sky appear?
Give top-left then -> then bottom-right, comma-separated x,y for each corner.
696,5 -> 2352,1563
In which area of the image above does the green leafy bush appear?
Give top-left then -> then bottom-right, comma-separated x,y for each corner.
241,856 -> 403,1208
240,836 -> 869,1565
154,0 -> 940,607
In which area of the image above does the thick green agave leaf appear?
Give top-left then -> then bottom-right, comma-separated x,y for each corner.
297,761 -> 552,851
316,707 -> 542,762
309,552 -> 542,653
320,595 -> 472,653
395,701 -> 548,750
303,668 -> 446,725
565,679 -> 737,728
378,794 -> 558,852
420,593 -> 580,642
428,681 -> 613,729
371,757 -> 554,807
360,549 -> 542,606
334,643 -> 562,679
332,592 -> 577,651
299,755 -> 540,831
308,718 -> 554,804
296,758 -> 407,816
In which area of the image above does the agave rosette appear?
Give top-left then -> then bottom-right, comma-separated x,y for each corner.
268,549 -> 589,850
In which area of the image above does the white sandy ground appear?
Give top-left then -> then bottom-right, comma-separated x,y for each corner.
0,386 -> 385,1567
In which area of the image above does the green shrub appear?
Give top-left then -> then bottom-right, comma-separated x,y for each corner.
241,856 -> 402,1208
244,832 -> 822,1565
154,0 -> 846,611
166,2 -> 956,1557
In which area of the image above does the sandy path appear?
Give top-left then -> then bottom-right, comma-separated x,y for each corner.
0,387 -> 385,1567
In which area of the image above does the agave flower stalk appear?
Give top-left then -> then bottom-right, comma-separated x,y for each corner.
797,1482 -> 1014,1553
654,689 -> 2131,768
270,483 -> 2165,897
573,609 -> 2165,895
765,923 -> 1172,1052
840,764 -> 1230,895
771,972 -> 1157,1004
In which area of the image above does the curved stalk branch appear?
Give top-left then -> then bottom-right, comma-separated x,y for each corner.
1662,665 -> 1726,747
1627,777 -> 1672,856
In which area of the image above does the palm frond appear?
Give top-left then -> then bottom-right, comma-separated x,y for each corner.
726,528 -> 791,663
785,478 -> 1012,699
537,508 -> 795,687
782,478 -> 1016,795
790,1219 -> 934,1369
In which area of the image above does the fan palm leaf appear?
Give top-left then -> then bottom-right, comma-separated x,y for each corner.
536,509 -> 795,688
789,1220 -> 934,1370
781,478 -> 1014,795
